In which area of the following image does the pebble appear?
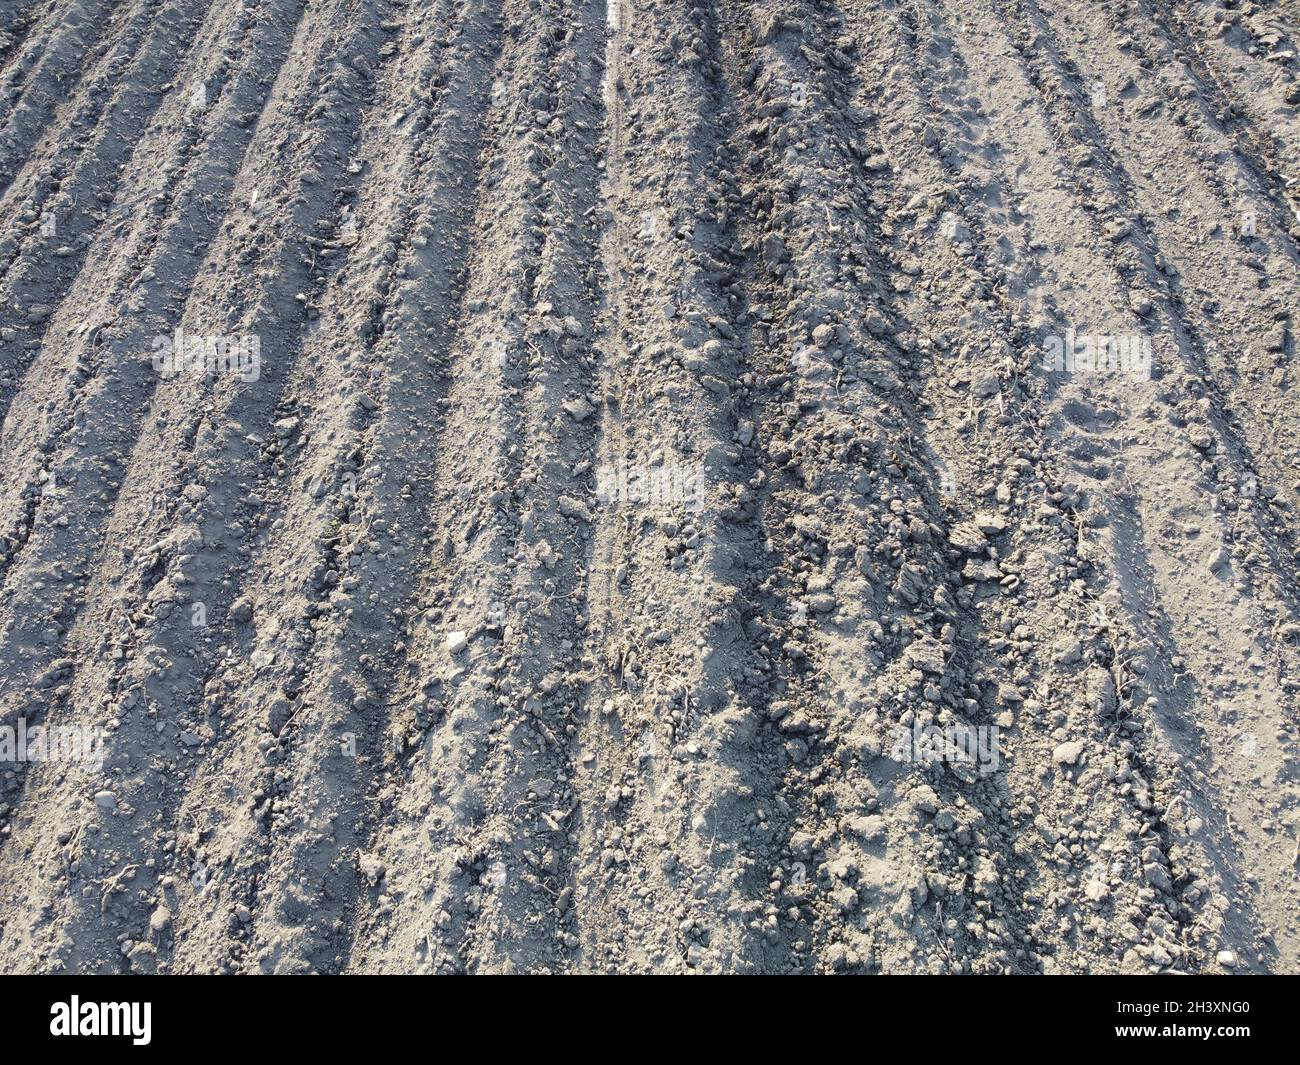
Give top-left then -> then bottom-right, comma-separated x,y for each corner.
563,396 -> 595,422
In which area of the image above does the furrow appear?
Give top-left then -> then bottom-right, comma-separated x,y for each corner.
0,0 -> 128,194
0,0 -> 216,424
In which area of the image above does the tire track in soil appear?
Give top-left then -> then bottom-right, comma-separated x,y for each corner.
0,0 -> 301,598
867,0 -> 1246,976
0,0 -> 384,972
712,0 -> 1248,972
1002,0 -> 1300,575
0,1 -> 55,73
915,0 -> 1289,972
321,0 -> 585,976
0,0 -> 1296,975
989,0 -> 1300,968
0,0 -> 311,868
562,0 -> 793,974
1146,0 -> 1300,243
886,0 -> 1218,978
867,0 -> 1223,976
709,0 -> 1059,975
447,0 -> 611,975
0,0 -> 131,195
163,0 -> 506,976
0,0 -> 216,428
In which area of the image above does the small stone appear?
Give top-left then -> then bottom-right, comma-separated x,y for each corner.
563,396 -> 594,422
843,814 -> 886,843
974,511 -> 1008,537
963,558 -> 1002,582
446,630 -> 469,655
557,496 -> 591,522
358,854 -> 386,887
761,233 -> 788,264
1052,638 -> 1083,666
755,13 -> 784,44
266,699 -> 291,736
807,593 -> 836,614
948,523 -> 989,554
911,784 -> 939,814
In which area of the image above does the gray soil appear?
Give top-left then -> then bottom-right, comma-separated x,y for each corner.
0,0 -> 1298,974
